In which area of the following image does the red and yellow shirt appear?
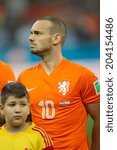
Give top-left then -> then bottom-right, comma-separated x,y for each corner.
0,123 -> 54,150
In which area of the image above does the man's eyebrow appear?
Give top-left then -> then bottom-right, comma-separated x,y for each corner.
30,30 -> 42,34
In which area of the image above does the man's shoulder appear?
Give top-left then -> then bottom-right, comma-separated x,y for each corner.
66,59 -> 88,71
0,61 -> 15,82
65,59 -> 95,78
0,61 -> 12,71
19,63 -> 40,75
0,61 -> 7,67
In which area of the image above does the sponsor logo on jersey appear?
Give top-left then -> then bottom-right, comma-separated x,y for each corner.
58,81 -> 70,96
93,80 -> 100,94
27,87 -> 37,92
59,100 -> 71,106
7,80 -> 14,83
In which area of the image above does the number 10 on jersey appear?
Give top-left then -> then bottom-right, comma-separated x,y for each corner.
38,100 -> 55,119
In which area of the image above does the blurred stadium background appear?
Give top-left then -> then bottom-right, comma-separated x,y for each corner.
0,0 -> 100,144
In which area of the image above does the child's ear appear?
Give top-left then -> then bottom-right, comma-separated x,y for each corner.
0,103 -> 2,111
28,104 -> 30,115
0,96 -> 1,111
0,105 -> 4,115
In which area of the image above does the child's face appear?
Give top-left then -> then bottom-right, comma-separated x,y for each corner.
2,95 -> 30,127
0,95 -> 4,126
0,95 -> 1,112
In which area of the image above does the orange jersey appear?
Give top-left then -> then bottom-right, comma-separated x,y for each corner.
0,61 -> 16,93
18,58 -> 100,150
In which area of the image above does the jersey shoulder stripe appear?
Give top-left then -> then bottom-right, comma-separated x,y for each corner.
32,125 -> 53,147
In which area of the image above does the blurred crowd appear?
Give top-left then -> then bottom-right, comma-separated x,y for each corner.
0,0 -> 100,62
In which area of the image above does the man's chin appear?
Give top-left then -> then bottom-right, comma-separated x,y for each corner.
31,50 -> 38,55
30,50 -> 43,57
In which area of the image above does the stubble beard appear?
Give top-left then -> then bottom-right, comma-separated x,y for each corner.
30,47 -> 52,58
31,49 -> 38,55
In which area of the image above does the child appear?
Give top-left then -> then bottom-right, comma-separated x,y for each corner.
0,82 -> 54,150
0,61 -> 16,126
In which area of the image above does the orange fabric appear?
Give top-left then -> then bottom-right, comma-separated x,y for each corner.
18,58 -> 100,150
0,61 -> 16,93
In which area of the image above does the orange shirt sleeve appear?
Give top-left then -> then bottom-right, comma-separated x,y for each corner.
80,67 -> 100,104
0,61 -> 16,93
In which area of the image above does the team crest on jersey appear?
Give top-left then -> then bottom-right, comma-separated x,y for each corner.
93,80 -> 100,94
58,81 -> 70,96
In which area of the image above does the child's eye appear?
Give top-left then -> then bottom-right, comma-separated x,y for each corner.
8,103 -> 15,107
21,103 -> 27,106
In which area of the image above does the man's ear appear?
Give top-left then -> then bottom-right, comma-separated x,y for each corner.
53,33 -> 61,45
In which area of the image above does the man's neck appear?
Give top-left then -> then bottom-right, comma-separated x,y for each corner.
41,55 -> 63,75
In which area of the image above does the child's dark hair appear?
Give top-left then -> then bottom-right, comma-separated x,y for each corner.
1,82 -> 29,105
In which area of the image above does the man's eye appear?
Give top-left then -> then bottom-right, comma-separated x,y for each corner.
36,33 -> 40,35
35,31 -> 42,35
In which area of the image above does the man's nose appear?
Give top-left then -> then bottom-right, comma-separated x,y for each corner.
29,34 -> 34,41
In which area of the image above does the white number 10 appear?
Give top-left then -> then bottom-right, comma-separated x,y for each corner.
38,100 -> 55,119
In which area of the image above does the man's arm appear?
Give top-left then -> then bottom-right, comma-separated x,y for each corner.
85,102 -> 100,150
